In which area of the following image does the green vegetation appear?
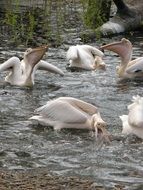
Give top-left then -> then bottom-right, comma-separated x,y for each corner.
0,0 -> 111,45
81,0 -> 111,29
1,0 -> 66,46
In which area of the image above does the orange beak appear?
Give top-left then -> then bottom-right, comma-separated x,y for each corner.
100,38 -> 132,61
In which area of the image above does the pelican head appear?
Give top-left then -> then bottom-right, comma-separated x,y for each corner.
101,38 -> 132,64
20,45 -> 48,87
24,45 -> 48,69
93,56 -> 106,70
91,113 -> 110,142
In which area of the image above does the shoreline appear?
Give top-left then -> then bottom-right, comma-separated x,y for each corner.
0,168 -> 107,190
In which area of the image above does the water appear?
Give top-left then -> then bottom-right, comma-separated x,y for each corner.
0,32 -> 143,189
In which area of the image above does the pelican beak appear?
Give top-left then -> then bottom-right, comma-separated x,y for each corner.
95,122 -> 111,143
100,38 -> 132,61
101,40 -> 124,55
26,45 -> 48,68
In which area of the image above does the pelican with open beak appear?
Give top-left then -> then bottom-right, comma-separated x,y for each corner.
0,45 -> 64,87
101,38 -> 143,79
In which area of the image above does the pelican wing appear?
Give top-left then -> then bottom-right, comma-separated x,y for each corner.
0,56 -> 20,72
66,46 -> 78,61
126,57 -> 143,74
58,97 -> 98,115
35,99 -> 87,123
35,60 -> 64,76
82,45 -> 104,57
101,38 -> 132,64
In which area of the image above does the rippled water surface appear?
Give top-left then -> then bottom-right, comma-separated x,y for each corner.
0,33 -> 143,189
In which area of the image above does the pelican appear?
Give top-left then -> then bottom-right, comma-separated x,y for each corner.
120,95 -> 143,139
0,45 -> 64,87
30,97 -> 109,141
101,38 -> 143,79
66,45 -> 105,70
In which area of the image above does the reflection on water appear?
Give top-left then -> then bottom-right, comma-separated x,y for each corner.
0,33 -> 143,189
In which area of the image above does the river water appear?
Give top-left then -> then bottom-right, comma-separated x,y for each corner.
0,29 -> 143,189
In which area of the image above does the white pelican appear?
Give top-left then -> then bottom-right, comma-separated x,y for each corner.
0,45 -> 64,87
66,45 -> 105,70
120,95 -> 143,139
101,38 -> 143,79
30,97 -> 109,141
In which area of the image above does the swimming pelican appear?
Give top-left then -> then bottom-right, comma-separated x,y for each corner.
0,45 -> 64,87
30,97 -> 109,141
120,95 -> 143,139
66,45 -> 105,70
101,38 -> 143,79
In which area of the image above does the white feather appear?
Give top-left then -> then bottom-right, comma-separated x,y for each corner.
120,95 -> 143,139
30,97 -> 106,132
66,45 -> 104,70
0,46 -> 64,87
126,57 -> 143,74
128,96 -> 143,128
101,38 -> 143,79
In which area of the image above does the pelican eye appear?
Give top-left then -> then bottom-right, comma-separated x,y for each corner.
97,122 -> 106,129
26,48 -> 32,54
97,123 -> 102,127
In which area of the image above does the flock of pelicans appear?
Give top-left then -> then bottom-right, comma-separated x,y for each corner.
1,38 -> 143,142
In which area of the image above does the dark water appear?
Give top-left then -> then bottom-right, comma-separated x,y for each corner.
0,32 -> 143,189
